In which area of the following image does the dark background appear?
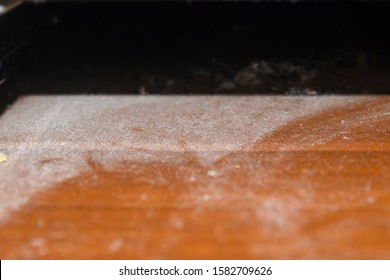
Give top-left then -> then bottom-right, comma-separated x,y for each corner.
1,0 -> 390,109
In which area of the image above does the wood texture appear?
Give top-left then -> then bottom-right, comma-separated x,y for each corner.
0,95 -> 389,259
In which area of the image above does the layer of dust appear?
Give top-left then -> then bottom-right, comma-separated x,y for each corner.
0,95 -> 378,220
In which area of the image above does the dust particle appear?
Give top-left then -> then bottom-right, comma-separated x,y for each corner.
207,170 -> 218,177
0,153 -> 7,163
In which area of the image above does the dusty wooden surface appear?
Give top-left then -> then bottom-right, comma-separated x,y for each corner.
0,95 -> 389,259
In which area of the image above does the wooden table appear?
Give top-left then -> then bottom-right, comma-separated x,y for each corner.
0,95 -> 389,259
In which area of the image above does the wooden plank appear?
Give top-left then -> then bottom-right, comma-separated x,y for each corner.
0,95 -> 389,259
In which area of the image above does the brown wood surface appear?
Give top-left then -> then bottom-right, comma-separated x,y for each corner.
0,95 -> 389,259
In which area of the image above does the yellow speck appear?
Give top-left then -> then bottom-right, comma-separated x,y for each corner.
0,153 -> 7,163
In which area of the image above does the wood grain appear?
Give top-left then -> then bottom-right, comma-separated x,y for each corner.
0,95 -> 389,259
